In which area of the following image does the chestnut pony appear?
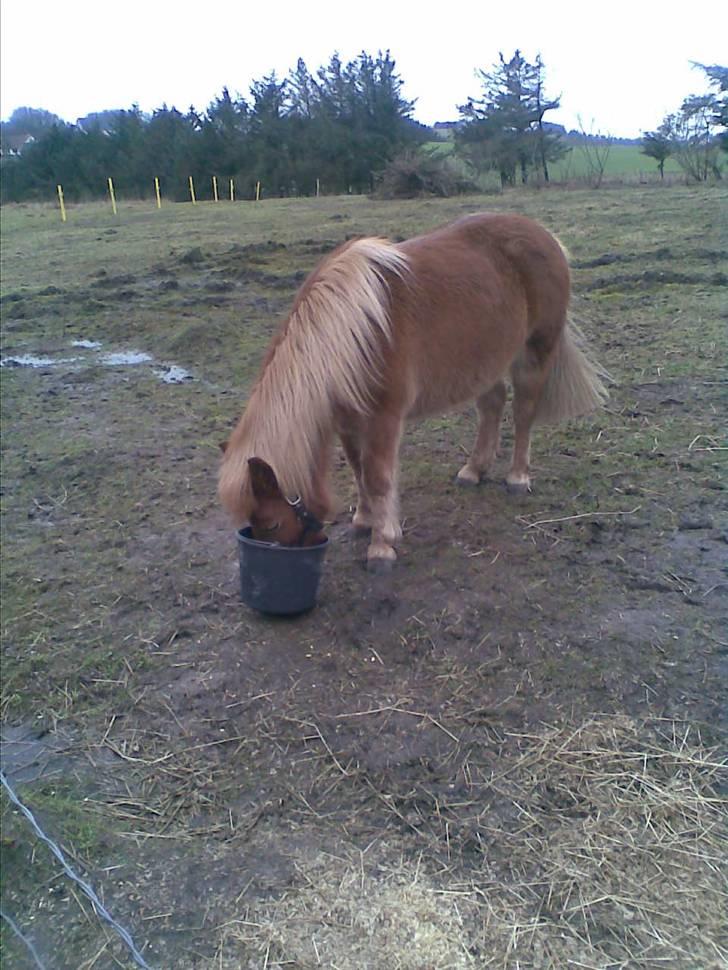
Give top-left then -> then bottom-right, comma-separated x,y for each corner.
219,213 -> 608,570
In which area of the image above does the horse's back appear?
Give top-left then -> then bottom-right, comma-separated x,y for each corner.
389,213 -> 571,417
401,212 -> 569,306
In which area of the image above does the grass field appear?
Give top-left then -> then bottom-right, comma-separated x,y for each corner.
1,185 -> 727,968
549,140 -> 685,179
424,137 -> 687,182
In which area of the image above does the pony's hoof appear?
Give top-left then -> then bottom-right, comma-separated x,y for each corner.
367,557 -> 395,575
456,465 -> 481,487
352,509 -> 372,531
505,478 -> 531,495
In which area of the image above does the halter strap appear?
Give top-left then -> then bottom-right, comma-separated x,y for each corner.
285,495 -> 324,541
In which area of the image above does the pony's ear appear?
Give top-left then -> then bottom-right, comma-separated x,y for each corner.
219,440 -> 229,454
248,457 -> 284,500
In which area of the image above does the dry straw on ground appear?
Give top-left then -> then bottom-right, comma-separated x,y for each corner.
218,715 -> 726,969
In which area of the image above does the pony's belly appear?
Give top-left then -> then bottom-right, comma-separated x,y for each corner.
409,365 -> 501,419
405,312 -> 526,420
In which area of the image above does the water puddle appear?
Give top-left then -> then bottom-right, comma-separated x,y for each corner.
2,342 -> 193,384
100,351 -> 153,366
1,354 -> 79,369
153,365 -> 193,384
1,722 -> 126,786
71,339 -> 103,349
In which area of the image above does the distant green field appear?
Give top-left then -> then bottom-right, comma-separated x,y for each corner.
423,138 -> 684,181
550,141 -> 683,179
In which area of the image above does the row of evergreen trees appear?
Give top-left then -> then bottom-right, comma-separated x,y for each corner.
2,52 -> 726,203
1,52 -> 426,203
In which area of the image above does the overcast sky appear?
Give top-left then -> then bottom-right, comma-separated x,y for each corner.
1,1 -> 726,137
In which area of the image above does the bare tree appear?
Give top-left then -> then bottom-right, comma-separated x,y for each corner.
577,116 -> 613,188
650,64 -> 726,183
666,96 -> 722,181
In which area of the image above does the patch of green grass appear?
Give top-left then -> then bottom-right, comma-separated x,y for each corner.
7,781 -> 107,860
551,140 -> 686,180
421,138 -> 688,181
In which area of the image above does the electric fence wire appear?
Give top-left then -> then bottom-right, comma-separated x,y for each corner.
1,770 -> 154,969
0,905 -> 46,969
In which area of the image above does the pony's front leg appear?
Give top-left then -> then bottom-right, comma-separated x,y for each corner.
339,429 -> 371,531
361,415 -> 404,571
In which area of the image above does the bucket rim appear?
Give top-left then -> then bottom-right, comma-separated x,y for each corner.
237,525 -> 328,553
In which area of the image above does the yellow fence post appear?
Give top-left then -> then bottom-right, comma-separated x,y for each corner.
212,175 -> 219,202
57,184 -> 67,222
230,178 -> 235,202
154,177 -> 162,209
107,177 -> 117,215
189,176 -> 197,205
255,180 -> 261,202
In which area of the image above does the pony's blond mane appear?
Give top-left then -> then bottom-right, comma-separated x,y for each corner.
219,237 -> 409,523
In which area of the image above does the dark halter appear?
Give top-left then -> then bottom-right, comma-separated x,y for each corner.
285,494 -> 324,542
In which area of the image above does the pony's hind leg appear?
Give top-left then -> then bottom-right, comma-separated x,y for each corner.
360,414 -> 404,569
457,381 -> 507,485
507,344 -> 555,492
340,429 -> 371,531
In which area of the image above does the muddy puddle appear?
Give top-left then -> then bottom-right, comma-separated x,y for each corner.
1,341 -> 193,383
1,354 -> 80,369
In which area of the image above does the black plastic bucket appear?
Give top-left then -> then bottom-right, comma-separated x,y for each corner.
237,527 -> 329,615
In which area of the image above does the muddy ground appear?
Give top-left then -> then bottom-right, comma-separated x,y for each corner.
1,187 -> 726,968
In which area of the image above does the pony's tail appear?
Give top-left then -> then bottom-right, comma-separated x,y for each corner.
535,318 -> 610,424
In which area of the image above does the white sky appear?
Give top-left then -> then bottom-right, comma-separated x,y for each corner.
1,1 -> 726,137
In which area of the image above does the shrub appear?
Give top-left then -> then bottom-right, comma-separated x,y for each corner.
373,150 -> 478,199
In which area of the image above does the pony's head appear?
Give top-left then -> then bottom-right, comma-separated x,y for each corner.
241,456 -> 326,548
